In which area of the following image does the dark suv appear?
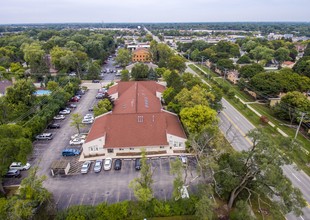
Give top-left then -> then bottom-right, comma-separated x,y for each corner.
114,159 -> 122,170
47,123 -> 60,129
135,158 -> 141,170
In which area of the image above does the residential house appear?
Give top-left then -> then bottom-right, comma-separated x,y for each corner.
281,61 -> 295,69
82,81 -> 187,158
226,70 -> 239,84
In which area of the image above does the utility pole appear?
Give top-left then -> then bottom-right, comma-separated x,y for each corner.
201,56 -> 205,66
294,112 -> 306,140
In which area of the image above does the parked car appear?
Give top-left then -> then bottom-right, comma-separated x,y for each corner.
9,162 -> 31,171
96,93 -> 104,99
104,158 -> 112,170
47,123 -> 60,129
67,103 -> 77,108
114,159 -> 122,170
94,159 -> 103,173
82,119 -> 94,124
88,106 -> 94,111
70,96 -> 79,102
59,109 -> 70,115
4,169 -> 21,178
36,133 -> 53,140
135,158 -> 141,170
53,115 -> 65,120
71,133 -> 87,140
81,161 -> 92,174
92,80 -> 100,83
62,149 -> 81,156
84,114 -> 94,120
70,138 -> 85,145
179,155 -> 188,164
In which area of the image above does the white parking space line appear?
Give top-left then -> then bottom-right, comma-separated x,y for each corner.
117,191 -> 120,202
92,192 -> 97,206
66,194 -> 73,209
80,193 -> 85,205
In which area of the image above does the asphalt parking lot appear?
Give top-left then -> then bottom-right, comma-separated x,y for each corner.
48,157 -> 199,210
5,83 -> 199,210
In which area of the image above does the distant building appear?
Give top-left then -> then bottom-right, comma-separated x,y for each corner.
82,81 -> 187,158
0,80 -> 12,97
132,48 -> 151,63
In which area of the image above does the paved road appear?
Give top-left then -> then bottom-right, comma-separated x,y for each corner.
219,98 -> 310,220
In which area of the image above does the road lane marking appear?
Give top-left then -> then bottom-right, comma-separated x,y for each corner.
221,111 -> 253,145
292,173 -> 302,182
300,216 -> 304,220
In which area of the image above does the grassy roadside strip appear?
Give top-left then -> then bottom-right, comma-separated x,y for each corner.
188,64 -> 310,176
193,64 -> 310,151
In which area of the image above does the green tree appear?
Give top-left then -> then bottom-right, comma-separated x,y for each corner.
239,63 -> 264,79
170,158 -> 184,200
0,124 -> 32,194
275,47 -> 291,65
293,56 -> 310,77
129,149 -> 153,205
214,129 -> 306,215
22,42 -> 46,73
86,62 -> 101,80
180,105 -> 218,134
216,58 -> 235,71
250,46 -> 274,63
167,55 -> 186,72
115,48 -> 131,67
131,63 -> 149,80
70,113 -> 85,134
274,91 -> 310,124
148,68 -> 157,81
237,54 -> 252,64
120,69 -> 130,81
5,79 -> 36,107
174,85 -> 214,110
94,99 -> 112,117
241,40 -> 258,52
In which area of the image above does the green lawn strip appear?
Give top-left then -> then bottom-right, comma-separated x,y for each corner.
196,65 -> 218,77
250,103 -> 310,151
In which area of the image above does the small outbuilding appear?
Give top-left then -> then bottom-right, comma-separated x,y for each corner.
50,160 -> 70,176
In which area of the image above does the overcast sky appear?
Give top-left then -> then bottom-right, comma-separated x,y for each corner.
1,0 -> 309,24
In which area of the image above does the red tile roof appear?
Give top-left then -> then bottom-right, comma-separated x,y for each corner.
86,81 -> 186,148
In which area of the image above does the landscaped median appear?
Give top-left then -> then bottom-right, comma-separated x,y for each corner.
188,63 -> 310,176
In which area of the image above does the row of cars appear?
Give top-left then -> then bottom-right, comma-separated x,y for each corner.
4,162 -> 31,178
36,107 -> 73,140
81,158 -> 142,174
81,158 -> 122,174
62,133 -> 88,156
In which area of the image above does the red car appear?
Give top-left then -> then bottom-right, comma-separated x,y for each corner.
70,97 -> 79,102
